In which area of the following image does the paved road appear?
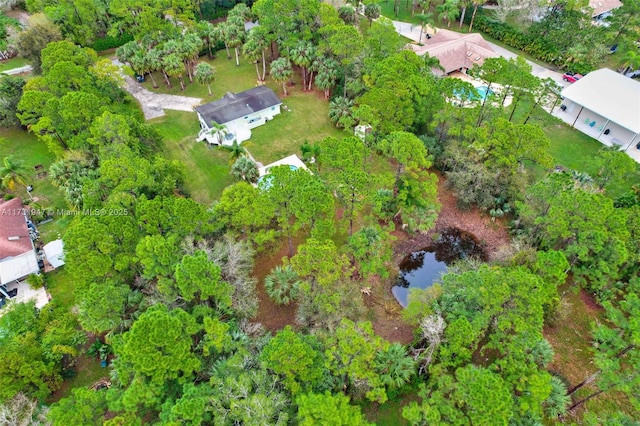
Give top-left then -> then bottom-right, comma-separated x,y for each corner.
1,65 -> 33,75
392,20 -> 567,85
113,59 -> 202,120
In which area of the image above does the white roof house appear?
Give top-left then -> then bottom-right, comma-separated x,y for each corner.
560,69 -> 640,158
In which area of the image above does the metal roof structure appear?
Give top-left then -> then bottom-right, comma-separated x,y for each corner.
195,86 -> 282,127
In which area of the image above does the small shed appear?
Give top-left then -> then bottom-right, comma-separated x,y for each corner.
43,239 -> 65,269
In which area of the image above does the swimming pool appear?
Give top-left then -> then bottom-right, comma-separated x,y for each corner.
257,165 -> 299,190
475,86 -> 494,100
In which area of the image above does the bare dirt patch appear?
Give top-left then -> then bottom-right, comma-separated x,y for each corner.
393,173 -> 510,260
251,239 -> 300,332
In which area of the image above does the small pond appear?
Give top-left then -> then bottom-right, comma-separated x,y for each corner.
392,228 -> 487,307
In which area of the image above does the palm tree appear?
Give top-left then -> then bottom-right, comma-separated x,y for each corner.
315,57 -> 340,99
300,140 -> 321,165
364,3 -> 382,27
436,0 -> 460,28
211,122 -> 228,145
163,53 -> 185,90
231,156 -> 259,183
270,57 -> 293,96
146,48 -> 165,87
423,52 -> 445,74
0,157 -> 29,191
225,15 -> 246,66
468,0 -> 484,32
137,49 -> 159,88
620,49 -> 640,74
197,21 -> 218,59
242,34 -> 266,82
221,140 -> 247,164
374,343 -> 416,389
194,62 -> 215,95
264,264 -> 301,305
414,13 -> 435,44
180,33 -> 203,83
289,40 -> 315,90
328,96 -> 354,129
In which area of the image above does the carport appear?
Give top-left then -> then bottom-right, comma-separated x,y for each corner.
558,68 -> 640,162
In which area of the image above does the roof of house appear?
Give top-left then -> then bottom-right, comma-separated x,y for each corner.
195,86 -> 282,127
561,68 -> 640,135
589,0 -> 622,17
421,29 -> 498,74
43,239 -> 65,269
0,198 -> 33,259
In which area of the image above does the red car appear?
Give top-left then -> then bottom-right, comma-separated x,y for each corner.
562,72 -> 584,83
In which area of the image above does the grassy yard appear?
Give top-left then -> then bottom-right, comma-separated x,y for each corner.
139,52 -> 261,99
142,49 -> 349,192
151,110 -> 234,204
0,128 -> 69,242
46,268 -> 75,310
248,87 -> 349,164
0,56 -> 29,72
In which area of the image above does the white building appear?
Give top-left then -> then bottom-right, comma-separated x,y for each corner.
195,86 -> 282,145
558,68 -> 640,163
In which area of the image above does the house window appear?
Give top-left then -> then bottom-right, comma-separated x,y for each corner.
271,107 -> 275,110
244,116 -> 248,119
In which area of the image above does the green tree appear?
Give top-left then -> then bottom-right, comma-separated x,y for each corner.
0,75 -> 25,127
11,13 -> 62,73
0,156 -> 28,191
324,319 -> 389,403
261,326 -> 325,394
213,182 -> 276,243
593,145 -> 638,190
296,392 -> 372,425
194,62 -> 215,95
230,156 -> 259,183
364,3 -> 381,27
379,131 -> 439,232
115,304 -> 201,385
566,289 -> 640,410
436,0 -> 460,27
328,96 -> 354,129
414,13 -> 434,43
243,29 -> 267,82
163,52 -> 185,90
47,387 -> 107,426
270,56 -> 293,96
173,251 -> 233,308
321,136 -> 371,235
264,264 -> 302,305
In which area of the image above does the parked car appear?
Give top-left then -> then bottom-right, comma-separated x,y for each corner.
134,74 -> 145,83
562,72 -> 584,83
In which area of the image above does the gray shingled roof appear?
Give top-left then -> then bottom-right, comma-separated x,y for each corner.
195,86 -> 282,126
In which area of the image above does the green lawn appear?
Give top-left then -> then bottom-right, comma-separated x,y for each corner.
46,268 -> 75,309
0,56 -> 29,72
139,52 -> 262,99
248,88 -> 349,165
142,49 -> 348,194
0,128 -> 70,242
151,110 -> 234,204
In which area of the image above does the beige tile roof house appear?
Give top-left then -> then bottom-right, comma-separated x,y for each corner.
419,29 -> 498,75
589,0 -> 622,17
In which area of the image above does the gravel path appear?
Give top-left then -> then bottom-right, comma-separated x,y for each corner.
1,65 -> 33,75
113,59 -> 203,120
121,75 -> 203,120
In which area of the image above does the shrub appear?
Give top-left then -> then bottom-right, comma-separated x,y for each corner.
264,264 -> 301,305
90,33 -> 134,52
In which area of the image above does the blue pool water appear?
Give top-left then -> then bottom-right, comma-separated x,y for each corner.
475,86 -> 494,100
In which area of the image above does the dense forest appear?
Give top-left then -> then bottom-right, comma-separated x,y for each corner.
0,0 -> 640,424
